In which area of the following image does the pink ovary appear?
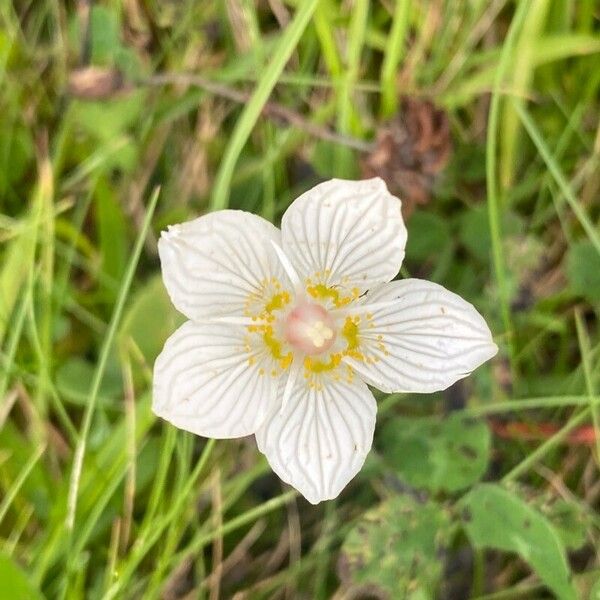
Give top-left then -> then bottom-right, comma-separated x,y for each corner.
284,302 -> 337,355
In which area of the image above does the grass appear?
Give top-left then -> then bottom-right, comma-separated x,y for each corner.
1,1 -> 599,598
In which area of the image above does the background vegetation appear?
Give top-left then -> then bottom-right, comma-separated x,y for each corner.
1,0 -> 599,598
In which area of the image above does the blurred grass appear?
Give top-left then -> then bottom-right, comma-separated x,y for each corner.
0,1 -> 599,598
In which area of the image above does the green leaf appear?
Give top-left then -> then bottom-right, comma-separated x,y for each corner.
566,240 -> 600,303
459,484 -> 577,600
119,275 -> 183,366
380,413 -> 490,493
70,94 -> 143,173
89,6 -> 121,65
459,206 -> 524,263
72,90 -> 146,138
340,495 -> 451,599
55,357 -> 122,407
0,123 -> 34,195
0,422 -> 51,520
0,553 -> 44,600
0,206 -> 38,346
312,140 -> 343,178
405,212 -> 451,262
95,178 -> 127,300
535,495 -> 589,550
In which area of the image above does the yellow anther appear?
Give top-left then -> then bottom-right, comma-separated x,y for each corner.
306,283 -> 353,308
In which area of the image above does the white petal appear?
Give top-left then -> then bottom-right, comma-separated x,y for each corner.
281,178 -> 407,293
158,210 -> 289,321
153,321 -> 281,438
255,376 -> 376,504
345,279 -> 498,393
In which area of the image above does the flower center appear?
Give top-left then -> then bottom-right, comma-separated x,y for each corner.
284,302 -> 337,355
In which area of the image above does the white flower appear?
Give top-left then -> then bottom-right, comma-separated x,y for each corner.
153,178 -> 498,504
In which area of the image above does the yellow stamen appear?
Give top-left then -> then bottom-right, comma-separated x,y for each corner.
265,291 -> 290,313
342,317 -> 359,350
303,314 -> 369,378
307,284 -> 352,308
304,353 -> 342,373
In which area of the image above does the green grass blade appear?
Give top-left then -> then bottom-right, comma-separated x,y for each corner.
575,309 -> 600,461
210,0 -> 319,211
499,0 -> 550,187
0,443 -> 46,528
66,189 -> 160,534
334,0 -> 368,177
486,0 -> 529,380
461,395 -> 600,417
502,408 -> 591,482
103,438 -> 216,599
380,0 -> 409,117
512,98 -> 600,257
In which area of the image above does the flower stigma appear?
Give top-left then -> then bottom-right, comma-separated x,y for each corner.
284,302 -> 337,355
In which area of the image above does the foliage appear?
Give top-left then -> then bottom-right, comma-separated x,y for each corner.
459,484 -> 577,600
340,495 -> 451,599
1,0 -> 599,598
380,413 -> 491,493
0,553 -> 44,600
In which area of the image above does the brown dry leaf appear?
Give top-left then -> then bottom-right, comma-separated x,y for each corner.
162,558 -> 194,600
226,0 -> 254,53
361,98 -> 452,216
68,67 -> 129,100
178,99 -> 228,204
123,0 -> 153,51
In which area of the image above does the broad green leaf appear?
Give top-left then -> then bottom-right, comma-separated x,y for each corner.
119,275 -> 183,366
405,212 -> 451,262
89,6 -> 121,65
95,178 -> 127,300
380,413 -> 490,493
0,553 -> 44,600
534,495 -> 589,550
566,240 -> 600,303
311,141 -> 336,177
71,92 -> 145,172
458,206 -> 524,264
55,357 -> 122,407
459,484 -> 577,600
340,495 -> 451,599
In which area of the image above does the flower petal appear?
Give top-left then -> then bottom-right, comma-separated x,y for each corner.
153,321 -> 281,438
255,375 -> 376,504
344,279 -> 498,393
281,178 -> 407,293
158,210 -> 289,321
